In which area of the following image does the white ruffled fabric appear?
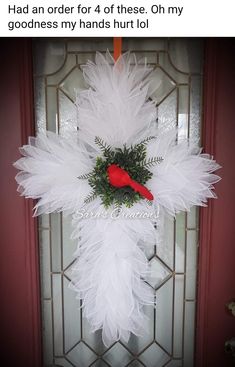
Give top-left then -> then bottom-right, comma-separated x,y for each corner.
14,51 -> 220,347
14,132 -> 93,215
147,129 -> 221,216
70,202 -> 156,346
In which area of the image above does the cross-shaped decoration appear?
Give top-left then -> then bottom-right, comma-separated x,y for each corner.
14,40 -> 220,347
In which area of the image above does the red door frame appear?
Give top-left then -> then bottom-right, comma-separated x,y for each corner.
0,39 -> 42,367
196,39 -> 235,367
0,38 -> 235,367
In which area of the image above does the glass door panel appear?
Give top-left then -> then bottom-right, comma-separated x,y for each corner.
33,38 -> 203,367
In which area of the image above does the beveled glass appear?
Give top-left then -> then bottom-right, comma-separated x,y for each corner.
34,38 -> 203,367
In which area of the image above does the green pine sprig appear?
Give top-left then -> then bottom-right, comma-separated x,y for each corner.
141,156 -> 163,168
135,136 -> 156,147
84,191 -> 98,204
95,136 -> 113,158
78,172 -> 93,180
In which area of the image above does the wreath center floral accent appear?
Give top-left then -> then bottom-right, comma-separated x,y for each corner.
79,136 -> 163,208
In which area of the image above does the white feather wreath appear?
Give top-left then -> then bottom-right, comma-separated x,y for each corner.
14,52 -> 220,347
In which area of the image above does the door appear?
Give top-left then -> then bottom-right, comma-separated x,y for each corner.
0,38 -> 234,367
196,39 -> 235,367
34,38 -> 202,367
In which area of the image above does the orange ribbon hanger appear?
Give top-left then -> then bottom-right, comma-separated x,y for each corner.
113,37 -> 122,61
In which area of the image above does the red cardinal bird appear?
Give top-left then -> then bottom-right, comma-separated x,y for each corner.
107,164 -> 154,201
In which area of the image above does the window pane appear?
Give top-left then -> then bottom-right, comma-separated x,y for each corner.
34,38 -> 203,367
